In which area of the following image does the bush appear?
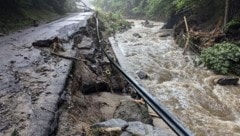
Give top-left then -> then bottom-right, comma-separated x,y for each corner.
98,11 -> 131,36
200,42 -> 240,75
224,18 -> 240,31
224,18 -> 240,38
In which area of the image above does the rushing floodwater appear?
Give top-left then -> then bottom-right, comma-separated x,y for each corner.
110,20 -> 240,136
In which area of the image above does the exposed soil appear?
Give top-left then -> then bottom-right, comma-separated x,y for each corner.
55,16 -> 175,136
55,17 -> 130,136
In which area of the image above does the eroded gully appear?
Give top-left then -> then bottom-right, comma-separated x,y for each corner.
110,20 -> 240,136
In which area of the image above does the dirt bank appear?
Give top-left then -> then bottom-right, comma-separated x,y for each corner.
55,16 -> 176,136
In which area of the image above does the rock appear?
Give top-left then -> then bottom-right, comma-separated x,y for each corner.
91,118 -> 128,129
32,39 -> 52,47
133,33 -> 142,38
136,70 -> 148,79
0,33 -> 5,37
121,131 -> 132,136
91,119 -> 171,136
161,23 -> 168,29
76,61 -> 110,94
111,76 -> 126,92
126,121 -> 146,135
158,33 -> 170,37
76,36 -> 92,49
155,69 -> 172,84
113,100 -> 153,124
125,121 -> 171,136
217,78 -> 239,86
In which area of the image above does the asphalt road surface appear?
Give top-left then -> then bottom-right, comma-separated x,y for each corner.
0,12 -> 92,136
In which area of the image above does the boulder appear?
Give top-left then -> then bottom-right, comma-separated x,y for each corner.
136,70 -> 148,80
125,121 -> 170,136
158,33 -> 170,37
133,33 -> 142,38
217,78 -> 239,86
113,100 -> 153,124
92,119 -> 171,136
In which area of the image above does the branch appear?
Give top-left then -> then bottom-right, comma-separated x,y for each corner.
183,16 -> 190,55
51,52 -> 81,61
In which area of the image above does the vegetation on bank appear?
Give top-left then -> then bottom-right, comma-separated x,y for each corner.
97,11 -> 131,37
201,42 -> 240,75
0,0 -> 78,33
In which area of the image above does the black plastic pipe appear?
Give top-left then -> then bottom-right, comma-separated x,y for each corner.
93,13 -> 193,136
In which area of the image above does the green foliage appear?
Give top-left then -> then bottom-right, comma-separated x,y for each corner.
201,42 -> 240,75
146,0 -> 175,18
224,18 -> 240,32
93,0 -> 223,20
132,0 -> 148,16
92,0 -> 141,17
98,12 -> 131,36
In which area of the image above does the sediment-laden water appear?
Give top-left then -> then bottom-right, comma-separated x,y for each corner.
110,20 -> 240,136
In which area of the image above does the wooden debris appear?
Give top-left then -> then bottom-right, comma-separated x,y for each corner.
182,17 -> 225,53
133,98 -> 145,105
183,16 -> 190,55
50,52 -> 80,61
149,112 -> 160,118
104,127 -> 122,132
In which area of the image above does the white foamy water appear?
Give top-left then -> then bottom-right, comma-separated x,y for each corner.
110,20 -> 240,136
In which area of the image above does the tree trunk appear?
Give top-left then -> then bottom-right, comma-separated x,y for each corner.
224,0 -> 229,26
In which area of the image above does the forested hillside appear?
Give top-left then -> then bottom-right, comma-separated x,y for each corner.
93,0 -> 240,26
0,0 -> 78,32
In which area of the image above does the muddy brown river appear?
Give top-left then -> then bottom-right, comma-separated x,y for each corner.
110,20 -> 240,136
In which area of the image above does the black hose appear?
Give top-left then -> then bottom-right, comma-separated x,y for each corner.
78,1 -> 193,135
94,13 -> 193,136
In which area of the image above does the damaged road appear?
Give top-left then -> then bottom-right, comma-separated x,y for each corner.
0,12 -> 93,136
0,11 -> 176,136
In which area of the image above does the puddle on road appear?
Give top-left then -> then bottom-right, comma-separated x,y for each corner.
111,20 -> 240,136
